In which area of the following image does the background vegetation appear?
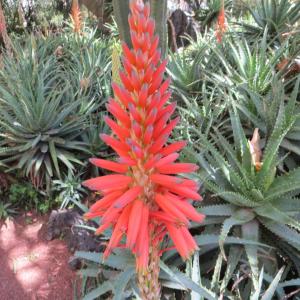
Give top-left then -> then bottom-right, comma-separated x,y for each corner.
0,0 -> 299,299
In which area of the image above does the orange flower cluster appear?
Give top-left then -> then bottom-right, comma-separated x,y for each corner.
215,2 -> 227,43
83,0 -> 205,271
70,0 -> 82,34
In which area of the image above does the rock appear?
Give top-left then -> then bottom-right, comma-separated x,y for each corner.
46,209 -> 103,270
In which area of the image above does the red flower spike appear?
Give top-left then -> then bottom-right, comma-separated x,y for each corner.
83,0 -> 204,276
215,0 -> 227,43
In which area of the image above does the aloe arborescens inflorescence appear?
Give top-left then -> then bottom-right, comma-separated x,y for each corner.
83,0 -> 205,298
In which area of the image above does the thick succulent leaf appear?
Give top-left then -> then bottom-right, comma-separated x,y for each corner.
229,107 -> 252,172
272,197 -> 300,215
251,268 -> 264,300
257,102 -> 295,191
215,191 -> 259,207
220,246 -> 243,292
219,210 -> 256,259
190,251 -> 202,300
255,204 -> 300,232
75,250 -> 135,270
260,218 -> 300,250
213,131 -> 254,186
261,267 -> 284,300
159,261 -> 216,300
194,234 -> 270,248
242,220 -> 260,290
113,267 -> 135,300
266,167 -> 300,200
199,204 -> 235,216
82,281 -> 113,300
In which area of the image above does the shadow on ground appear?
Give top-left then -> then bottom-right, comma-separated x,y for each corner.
0,214 -> 77,300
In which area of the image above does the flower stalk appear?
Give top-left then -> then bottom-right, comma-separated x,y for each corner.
83,0 -> 205,297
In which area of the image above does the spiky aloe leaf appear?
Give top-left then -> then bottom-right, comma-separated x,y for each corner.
159,261 -> 216,300
266,167 -> 300,200
242,220 -> 260,291
259,218 -> 300,250
219,209 -> 255,259
112,267 -> 136,300
255,204 -> 300,232
211,252 -> 223,290
82,281 -> 113,300
220,246 -> 243,292
199,204 -> 235,216
261,267 -> 284,300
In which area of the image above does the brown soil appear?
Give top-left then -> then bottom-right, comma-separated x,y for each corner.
0,213 -> 77,300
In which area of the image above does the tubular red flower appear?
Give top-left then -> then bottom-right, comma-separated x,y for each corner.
83,174 -> 132,191
215,1 -> 227,43
83,0 -> 204,272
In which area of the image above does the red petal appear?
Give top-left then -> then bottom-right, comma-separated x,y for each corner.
155,193 -> 190,225
122,42 -> 135,65
157,102 -> 176,120
154,153 -> 179,168
107,100 -> 131,127
165,193 -> 205,222
113,186 -> 142,209
156,117 -> 180,139
135,204 -> 149,270
160,141 -> 187,156
83,175 -> 132,191
157,163 -> 198,174
100,134 -> 130,156
104,116 -> 130,141
157,91 -> 172,111
90,190 -> 124,212
128,103 -> 142,123
145,107 -> 157,126
112,83 -> 133,107
126,200 -> 144,249
166,223 -> 189,259
149,74 -> 164,94
143,125 -> 153,145
149,135 -> 168,154
95,222 -> 112,235
90,158 -> 128,173
138,84 -> 149,107
158,79 -> 171,98
120,71 -> 134,92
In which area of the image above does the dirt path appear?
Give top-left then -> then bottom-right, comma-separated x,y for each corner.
0,213 -> 77,300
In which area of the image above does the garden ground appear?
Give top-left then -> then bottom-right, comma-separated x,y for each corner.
0,213 -> 76,300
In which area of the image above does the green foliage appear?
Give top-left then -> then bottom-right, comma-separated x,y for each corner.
8,182 -> 52,213
0,32 -> 112,190
194,0 -> 232,28
2,0 -> 65,34
187,106 -> 300,296
0,201 -> 17,220
209,30 -> 284,94
0,41 -> 89,188
52,173 -> 87,209
241,0 -> 300,39
237,76 -> 300,168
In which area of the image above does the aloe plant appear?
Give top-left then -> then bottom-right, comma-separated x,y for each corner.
0,36 -> 95,189
237,76 -> 300,169
241,0 -> 300,38
209,30 -> 284,95
188,105 -> 300,294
